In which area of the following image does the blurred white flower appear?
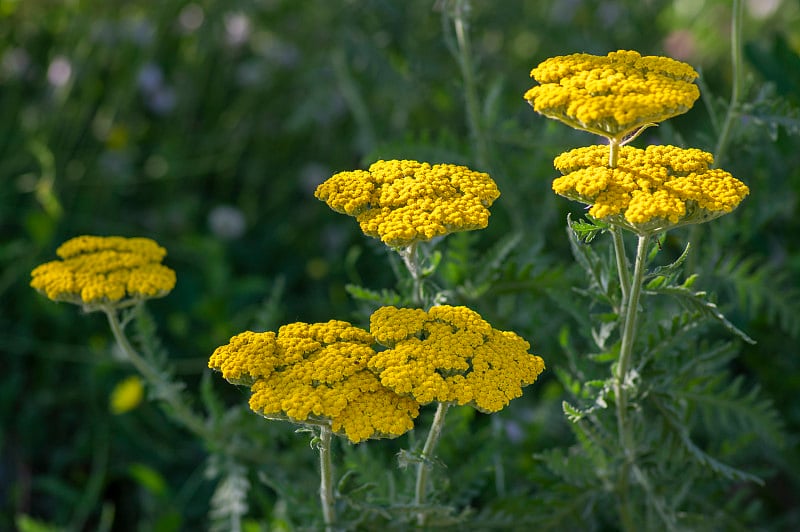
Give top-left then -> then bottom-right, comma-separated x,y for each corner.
47,56 -> 72,87
225,12 -> 251,47
208,205 -> 247,240
178,3 -> 204,33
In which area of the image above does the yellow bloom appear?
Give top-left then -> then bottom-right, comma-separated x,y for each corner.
30,235 -> 176,307
552,145 -> 750,233
314,159 -> 500,248
209,320 -> 419,443
524,50 -> 699,140
109,375 -> 144,414
369,305 -> 545,413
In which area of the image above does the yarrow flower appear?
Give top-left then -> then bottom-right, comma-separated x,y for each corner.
552,144 -> 750,233
209,320 -> 420,443
524,50 -> 699,140
368,305 -> 545,413
314,159 -> 500,249
30,235 -> 176,307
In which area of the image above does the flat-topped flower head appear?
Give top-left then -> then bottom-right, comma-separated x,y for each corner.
209,320 -> 419,443
30,235 -> 176,308
525,50 -> 699,140
552,145 -> 750,234
368,305 -> 545,413
314,159 -> 500,249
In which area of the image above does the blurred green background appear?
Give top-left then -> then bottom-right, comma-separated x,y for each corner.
3,0 -> 800,529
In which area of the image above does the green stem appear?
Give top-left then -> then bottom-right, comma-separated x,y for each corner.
611,228 -> 631,308
415,401 -> 451,526
613,233 -> 650,531
104,307 -> 208,438
452,0 -> 489,171
318,424 -> 336,532
609,137 -> 621,168
713,0 -> 744,167
400,243 -> 424,307
607,137 -> 631,310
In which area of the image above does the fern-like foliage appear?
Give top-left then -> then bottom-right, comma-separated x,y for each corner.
712,252 -> 800,339
207,456 -> 250,532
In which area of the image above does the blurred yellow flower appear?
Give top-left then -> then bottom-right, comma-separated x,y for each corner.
209,320 -> 419,443
552,145 -> 750,233
525,50 -> 699,140
315,159 -> 500,248
30,235 -> 176,307
110,375 -> 144,414
369,305 -> 545,413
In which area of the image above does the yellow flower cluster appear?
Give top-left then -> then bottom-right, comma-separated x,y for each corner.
368,305 -> 545,413
552,145 -> 750,232
209,320 -> 420,443
314,159 -> 500,248
30,235 -> 176,306
524,50 -> 699,139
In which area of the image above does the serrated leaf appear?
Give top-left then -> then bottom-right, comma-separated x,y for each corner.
644,284 -> 755,344
344,284 -> 402,306
648,242 -> 691,278
562,400 -> 585,422
651,397 -> 764,485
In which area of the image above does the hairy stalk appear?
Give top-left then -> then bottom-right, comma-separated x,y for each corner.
609,137 -> 621,168
318,425 -> 336,532
451,0 -> 489,171
607,144 -> 631,307
613,233 -> 650,531
104,307 -> 208,438
611,228 -> 631,308
400,243 -> 424,307
415,401 -> 451,526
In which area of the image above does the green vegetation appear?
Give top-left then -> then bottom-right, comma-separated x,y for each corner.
4,0 -> 800,530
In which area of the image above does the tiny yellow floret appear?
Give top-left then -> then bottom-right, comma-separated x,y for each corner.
525,50 -> 699,139
552,145 -> 750,233
209,320 -> 419,443
30,235 -> 176,307
369,305 -> 545,413
314,159 -> 500,248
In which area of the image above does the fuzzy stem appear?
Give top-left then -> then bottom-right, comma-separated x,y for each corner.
318,424 -> 336,532
611,228 -> 631,308
400,243 -> 424,307
608,137 -> 621,168
415,401 -> 451,526
613,233 -> 650,531
104,307 -> 208,438
452,0 -> 489,171
607,137 -> 631,309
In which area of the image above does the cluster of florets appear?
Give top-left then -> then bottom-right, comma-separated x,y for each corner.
524,50 -> 699,140
314,159 -> 500,248
209,305 -> 544,440
368,305 -> 545,413
525,50 -> 749,233
209,320 -> 420,443
552,145 -> 750,232
30,235 -> 176,306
